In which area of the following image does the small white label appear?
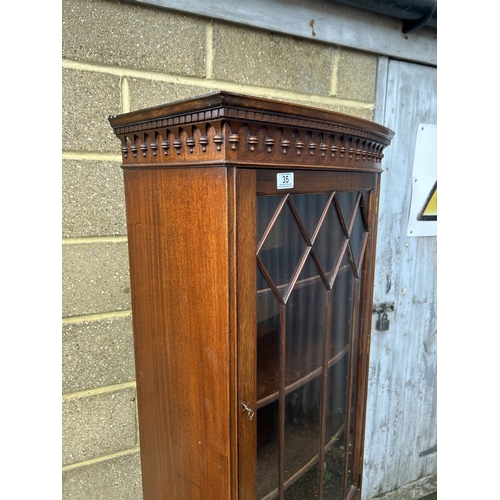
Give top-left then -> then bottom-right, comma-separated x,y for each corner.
277,172 -> 294,189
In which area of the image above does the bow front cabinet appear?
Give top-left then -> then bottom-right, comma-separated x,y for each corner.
109,92 -> 393,500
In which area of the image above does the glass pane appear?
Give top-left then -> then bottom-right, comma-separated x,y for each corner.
256,400 -> 279,499
313,198 -> 346,279
292,193 -> 330,239
257,309 -> 280,404
349,192 -> 367,268
283,462 -> 320,499
329,263 -> 355,358
285,263 -> 327,382
257,195 -> 284,243
258,199 -> 308,290
325,354 -> 349,445
257,265 -> 280,403
284,378 -> 322,497
323,433 -> 347,500
346,281 -> 361,490
323,354 -> 350,500
335,192 -> 357,228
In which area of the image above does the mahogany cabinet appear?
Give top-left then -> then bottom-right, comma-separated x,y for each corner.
109,92 -> 393,500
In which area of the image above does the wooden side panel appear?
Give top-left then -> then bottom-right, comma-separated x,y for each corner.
123,167 -> 232,500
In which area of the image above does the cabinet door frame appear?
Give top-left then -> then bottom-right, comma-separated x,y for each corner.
236,168 -> 380,500
235,167 -> 258,500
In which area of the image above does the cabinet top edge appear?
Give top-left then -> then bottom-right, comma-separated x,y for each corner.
108,91 -> 394,142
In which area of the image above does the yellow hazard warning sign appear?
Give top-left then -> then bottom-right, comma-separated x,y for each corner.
418,181 -> 437,221
407,123 -> 437,237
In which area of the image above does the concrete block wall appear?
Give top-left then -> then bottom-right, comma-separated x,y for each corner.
62,0 -> 380,497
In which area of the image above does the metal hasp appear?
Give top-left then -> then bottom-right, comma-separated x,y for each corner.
372,302 -> 394,314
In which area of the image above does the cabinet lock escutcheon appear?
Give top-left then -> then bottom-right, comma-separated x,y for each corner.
242,401 -> 255,420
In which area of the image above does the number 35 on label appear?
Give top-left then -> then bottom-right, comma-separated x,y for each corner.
277,172 -> 294,190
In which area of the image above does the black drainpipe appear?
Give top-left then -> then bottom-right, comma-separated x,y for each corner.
329,0 -> 437,32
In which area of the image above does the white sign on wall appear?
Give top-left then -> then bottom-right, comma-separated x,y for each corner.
407,123 -> 437,237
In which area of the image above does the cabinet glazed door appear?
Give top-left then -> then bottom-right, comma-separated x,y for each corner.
242,169 -> 379,500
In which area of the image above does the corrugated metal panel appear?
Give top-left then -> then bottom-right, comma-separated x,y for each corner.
363,59 -> 437,499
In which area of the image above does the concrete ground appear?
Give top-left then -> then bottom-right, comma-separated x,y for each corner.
372,475 -> 437,500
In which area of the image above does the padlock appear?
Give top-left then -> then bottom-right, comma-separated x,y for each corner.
376,312 -> 390,331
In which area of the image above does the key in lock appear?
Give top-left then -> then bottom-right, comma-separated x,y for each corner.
376,312 -> 390,331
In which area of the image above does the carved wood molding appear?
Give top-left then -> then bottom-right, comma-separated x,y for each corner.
109,92 -> 394,171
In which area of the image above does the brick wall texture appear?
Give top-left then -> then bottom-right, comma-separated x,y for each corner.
62,0 -> 380,497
